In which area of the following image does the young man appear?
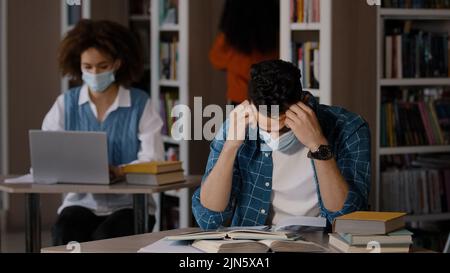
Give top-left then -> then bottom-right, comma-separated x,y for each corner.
192,60 -> 371,230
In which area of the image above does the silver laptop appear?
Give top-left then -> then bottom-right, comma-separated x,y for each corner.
29,130 -> 112,185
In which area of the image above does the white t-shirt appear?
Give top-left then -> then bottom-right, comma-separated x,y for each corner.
269,143 -> 320,225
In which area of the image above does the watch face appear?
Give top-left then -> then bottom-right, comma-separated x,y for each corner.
318,145 -> 332,159
319,146 -> 332,158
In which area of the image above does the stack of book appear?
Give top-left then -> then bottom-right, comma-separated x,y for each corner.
121,161 -> 184,186
329,212 -> 413,253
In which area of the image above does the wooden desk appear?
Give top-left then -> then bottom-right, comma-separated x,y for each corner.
41,228 -> 329,253
0,175 -> 202,253
42,228 -> 201,253
41,228 -> 433,254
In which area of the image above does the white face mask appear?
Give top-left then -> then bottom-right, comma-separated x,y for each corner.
259,129 -> 300,152
82,70 -> 115,93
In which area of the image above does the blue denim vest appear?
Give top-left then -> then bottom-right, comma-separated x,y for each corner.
63,86 -> 148,166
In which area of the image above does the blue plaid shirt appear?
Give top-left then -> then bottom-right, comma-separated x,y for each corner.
192,94 -> 371,230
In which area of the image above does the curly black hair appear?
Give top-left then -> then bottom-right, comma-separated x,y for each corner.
219,0 -> 279,54
248,60 -> 304,115
58,19 -> 144,87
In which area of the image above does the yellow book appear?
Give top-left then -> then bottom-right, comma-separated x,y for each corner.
333,211 -> 407,235
126,171 -> 185,186
121,161 -> 182,174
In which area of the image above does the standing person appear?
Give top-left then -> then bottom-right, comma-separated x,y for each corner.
210,0 -> 280,105
43,20 -> 164,245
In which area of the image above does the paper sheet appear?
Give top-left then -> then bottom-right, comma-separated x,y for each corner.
138,238 -> 204,253
4,174 -> 34,184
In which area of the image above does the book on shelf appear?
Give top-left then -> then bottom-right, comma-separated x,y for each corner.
384,22 -> 449,79
381,87 -> 449,147
159,91 -> 179,137
160,0 -> 179,25
381,154 -> 450,214
382,0 -> 450,9
191,238 -> 327,253
125,171 -> 184,186
328,233 -> 411,253
292,41 -> 320,89
291,0 -> 320,23
121,161 -> 183,174
67,4 -> 82,26
332,211 -> 407,235
337,229 -> 413,245
165,146 -> 180,161
160,37 -> 179,81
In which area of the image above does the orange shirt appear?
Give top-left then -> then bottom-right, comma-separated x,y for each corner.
209,33 -> 279,103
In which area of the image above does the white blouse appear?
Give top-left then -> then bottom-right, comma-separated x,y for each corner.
42,85 -> 164,216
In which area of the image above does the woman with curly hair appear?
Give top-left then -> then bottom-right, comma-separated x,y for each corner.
42,20 -> 163,245
210,0 -> 280,105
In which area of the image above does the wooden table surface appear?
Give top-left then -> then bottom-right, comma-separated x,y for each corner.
0,175 -> 202,194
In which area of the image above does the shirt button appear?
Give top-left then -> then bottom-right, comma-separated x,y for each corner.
260,209 -> 266,214
265,182 -> 270,187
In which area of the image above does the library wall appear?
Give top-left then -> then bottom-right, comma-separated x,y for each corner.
188,0 -> 227,175
331,0 -> 378,208
6,0 -> 62,230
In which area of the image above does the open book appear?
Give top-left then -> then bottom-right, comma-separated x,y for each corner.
191,238 -> 328,253
165,228 -> 300,241
166,216 -> 327,242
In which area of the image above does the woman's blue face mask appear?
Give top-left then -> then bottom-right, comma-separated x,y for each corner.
82,70 -> 115,93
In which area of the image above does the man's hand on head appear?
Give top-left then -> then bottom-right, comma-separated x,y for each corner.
285,102 -> 328,151
226,100 -> 257,149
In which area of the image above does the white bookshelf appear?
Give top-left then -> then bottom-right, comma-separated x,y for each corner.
380,146 -> 450,156
159,23 -> 179,32
151,0 -> 190,231
380,78 -> 450,86
375,7 -> 450,221
290,23 -> 321,31
159,79 -> 180,87
280,0 -> 332,105
380,8 -> 450,19
60,0 -> 91,93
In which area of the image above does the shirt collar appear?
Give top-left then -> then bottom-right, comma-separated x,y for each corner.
78,84 -> 131,108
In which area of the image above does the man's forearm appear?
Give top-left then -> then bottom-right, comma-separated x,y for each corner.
313,159 -> 349,212
200,142 -> 240,212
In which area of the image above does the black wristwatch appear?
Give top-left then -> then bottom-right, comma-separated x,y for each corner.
307,145 -> 334,160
